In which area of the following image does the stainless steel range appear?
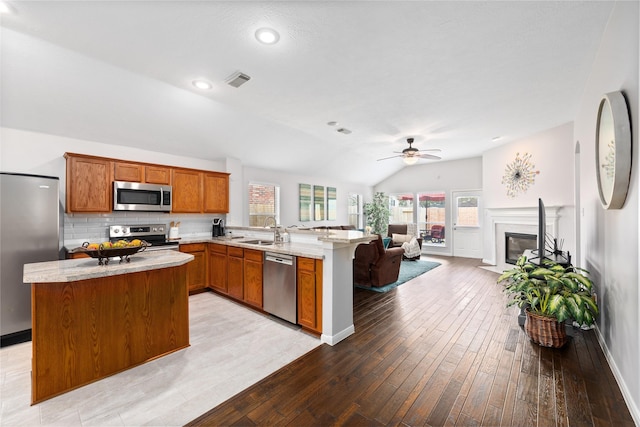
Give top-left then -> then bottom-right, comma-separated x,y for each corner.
109,224 -> 180,251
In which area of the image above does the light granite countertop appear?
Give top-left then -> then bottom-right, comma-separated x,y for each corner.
24,249 -> 194,284
179,229 -> 374,260
181,236 -> 326,259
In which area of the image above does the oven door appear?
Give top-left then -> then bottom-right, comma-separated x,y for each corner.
113,181 -> 171,212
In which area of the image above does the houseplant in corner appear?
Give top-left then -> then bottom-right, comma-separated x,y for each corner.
363,192 -> 390,236
498,255 -> 598,348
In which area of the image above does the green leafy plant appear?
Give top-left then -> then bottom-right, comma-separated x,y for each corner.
363,192 -> 390,235
498,255 -> 599,326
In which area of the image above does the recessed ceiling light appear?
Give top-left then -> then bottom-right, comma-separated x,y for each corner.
492,136 -> 502,141
255,28 -> 280,45
327,121 -> 338,126
192,79 -> 212,90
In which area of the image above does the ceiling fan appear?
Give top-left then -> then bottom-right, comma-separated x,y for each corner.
377,138 -> 442,165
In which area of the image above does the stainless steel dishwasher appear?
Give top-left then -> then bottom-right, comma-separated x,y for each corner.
263,252 -> 297,324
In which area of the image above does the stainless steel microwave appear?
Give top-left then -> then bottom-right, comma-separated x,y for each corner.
113,181 -> 172,212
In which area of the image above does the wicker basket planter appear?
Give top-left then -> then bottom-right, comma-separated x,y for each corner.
524,309 -> 568,348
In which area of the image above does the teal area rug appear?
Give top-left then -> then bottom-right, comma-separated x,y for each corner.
355,259 -> 441,293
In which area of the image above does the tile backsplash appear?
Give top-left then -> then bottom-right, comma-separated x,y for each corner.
64,212 -> 222,247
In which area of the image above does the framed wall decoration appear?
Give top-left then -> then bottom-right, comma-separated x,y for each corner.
501,152 -> 539,198
595,91 -> 631,209
314,185 -> 325,220
327,187 -> 337,221
299,183 -> 312,221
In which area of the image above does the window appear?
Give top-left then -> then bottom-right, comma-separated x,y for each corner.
348,193 -> 362,229
389,193 -> 414,224
417,192 -> 446,246
248,183 -> 280,226
455,196 -> 479,227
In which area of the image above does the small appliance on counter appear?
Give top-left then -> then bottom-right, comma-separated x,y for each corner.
212,218 -> 224,237
109,224 -> 179,251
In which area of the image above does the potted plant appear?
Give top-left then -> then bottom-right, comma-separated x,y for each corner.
497,255 -> 599,348
363,192 -> 390,236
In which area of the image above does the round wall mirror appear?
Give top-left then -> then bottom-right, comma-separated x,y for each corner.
595,91 -> 631,209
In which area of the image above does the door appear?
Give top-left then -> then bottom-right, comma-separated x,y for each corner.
452,190 -> 483,259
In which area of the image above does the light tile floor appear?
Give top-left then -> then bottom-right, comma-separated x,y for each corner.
0,292 -> 321,426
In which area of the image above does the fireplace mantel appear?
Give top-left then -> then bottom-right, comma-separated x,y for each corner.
484,206 -> 563,269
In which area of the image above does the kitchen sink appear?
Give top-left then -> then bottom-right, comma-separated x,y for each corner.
241,239 -> 274,246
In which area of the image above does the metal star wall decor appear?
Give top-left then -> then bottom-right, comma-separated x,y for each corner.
501,152 -> 540,198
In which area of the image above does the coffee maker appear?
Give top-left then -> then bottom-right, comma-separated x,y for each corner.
212,218 -> 225,237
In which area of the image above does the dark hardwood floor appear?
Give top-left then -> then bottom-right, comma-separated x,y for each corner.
186,256 -> 634,426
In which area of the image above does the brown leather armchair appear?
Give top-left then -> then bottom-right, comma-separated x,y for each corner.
387,224 -> 423,260
353,235 -> 405,288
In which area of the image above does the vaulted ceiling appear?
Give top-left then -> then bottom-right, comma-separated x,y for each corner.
0,1 -> 613,185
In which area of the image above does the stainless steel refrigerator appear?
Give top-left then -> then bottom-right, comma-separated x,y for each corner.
1,172 -> 61,347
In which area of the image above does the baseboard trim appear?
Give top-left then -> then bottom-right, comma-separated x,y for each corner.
321,324 -> 355,346
594,324 -> 640,426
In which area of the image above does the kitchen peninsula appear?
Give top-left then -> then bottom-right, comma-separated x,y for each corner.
23,250 -> 194,404
185,227 -> 375,346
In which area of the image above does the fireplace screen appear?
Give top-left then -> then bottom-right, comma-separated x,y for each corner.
505,232 -> 537,264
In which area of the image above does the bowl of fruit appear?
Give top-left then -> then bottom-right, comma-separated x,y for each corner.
70,239 -> 149,265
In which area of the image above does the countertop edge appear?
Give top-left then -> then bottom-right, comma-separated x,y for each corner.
25,251 -> 194,283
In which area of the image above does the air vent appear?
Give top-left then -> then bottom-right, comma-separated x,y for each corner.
226,71 -> 251,88
337,128 -> 352,135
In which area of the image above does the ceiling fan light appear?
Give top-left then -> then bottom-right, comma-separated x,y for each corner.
403,156 -> 419,165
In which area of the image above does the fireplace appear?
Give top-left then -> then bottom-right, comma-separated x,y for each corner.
505,232 -> 537,265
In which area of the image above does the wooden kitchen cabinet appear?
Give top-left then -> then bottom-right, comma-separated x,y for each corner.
180,243 -> 207,293
113,162 -> 171,185
113,161 -> 144,182
243,249 -> 263,308
203,172 -> 230,213
208,243 -> 228,293
65,153 -> 112,213
144,165 -> 171,185
172,168 -> 202,213
227,246 -> 244,300
65,153 -> 226,214
297,257 -> 323,333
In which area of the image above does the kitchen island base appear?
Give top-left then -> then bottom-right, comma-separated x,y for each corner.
31,264 -> 189,404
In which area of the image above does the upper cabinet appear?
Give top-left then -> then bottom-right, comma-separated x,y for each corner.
113,161 -> 144,183
172,169 -> 203,213
65,153 -> 113,213
172,169 -> 230,214
144,165 -> 171,185
203,172 -> 229,213
114,161 -> 171,185
65,153 -> 229,214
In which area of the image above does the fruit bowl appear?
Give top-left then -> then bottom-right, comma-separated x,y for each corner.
70,241 -> 149,265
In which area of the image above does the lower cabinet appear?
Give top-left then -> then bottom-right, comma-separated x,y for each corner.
180,243 -> 207,293
243,249 -> 263,308
297,257 -> 323,333
208,243 -> 228,293
204,244 -> 319,332
227,246 -> 244,300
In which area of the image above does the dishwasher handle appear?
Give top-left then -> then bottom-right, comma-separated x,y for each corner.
264,252 -> 294,266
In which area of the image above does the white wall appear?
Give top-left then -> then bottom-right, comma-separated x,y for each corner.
573,1 -> 639,422
242,166 -> 372,228
374,157 -> 483,255
482,123 -> 576,258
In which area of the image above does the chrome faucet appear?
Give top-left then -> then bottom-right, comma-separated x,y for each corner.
264,216 -> 282,243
